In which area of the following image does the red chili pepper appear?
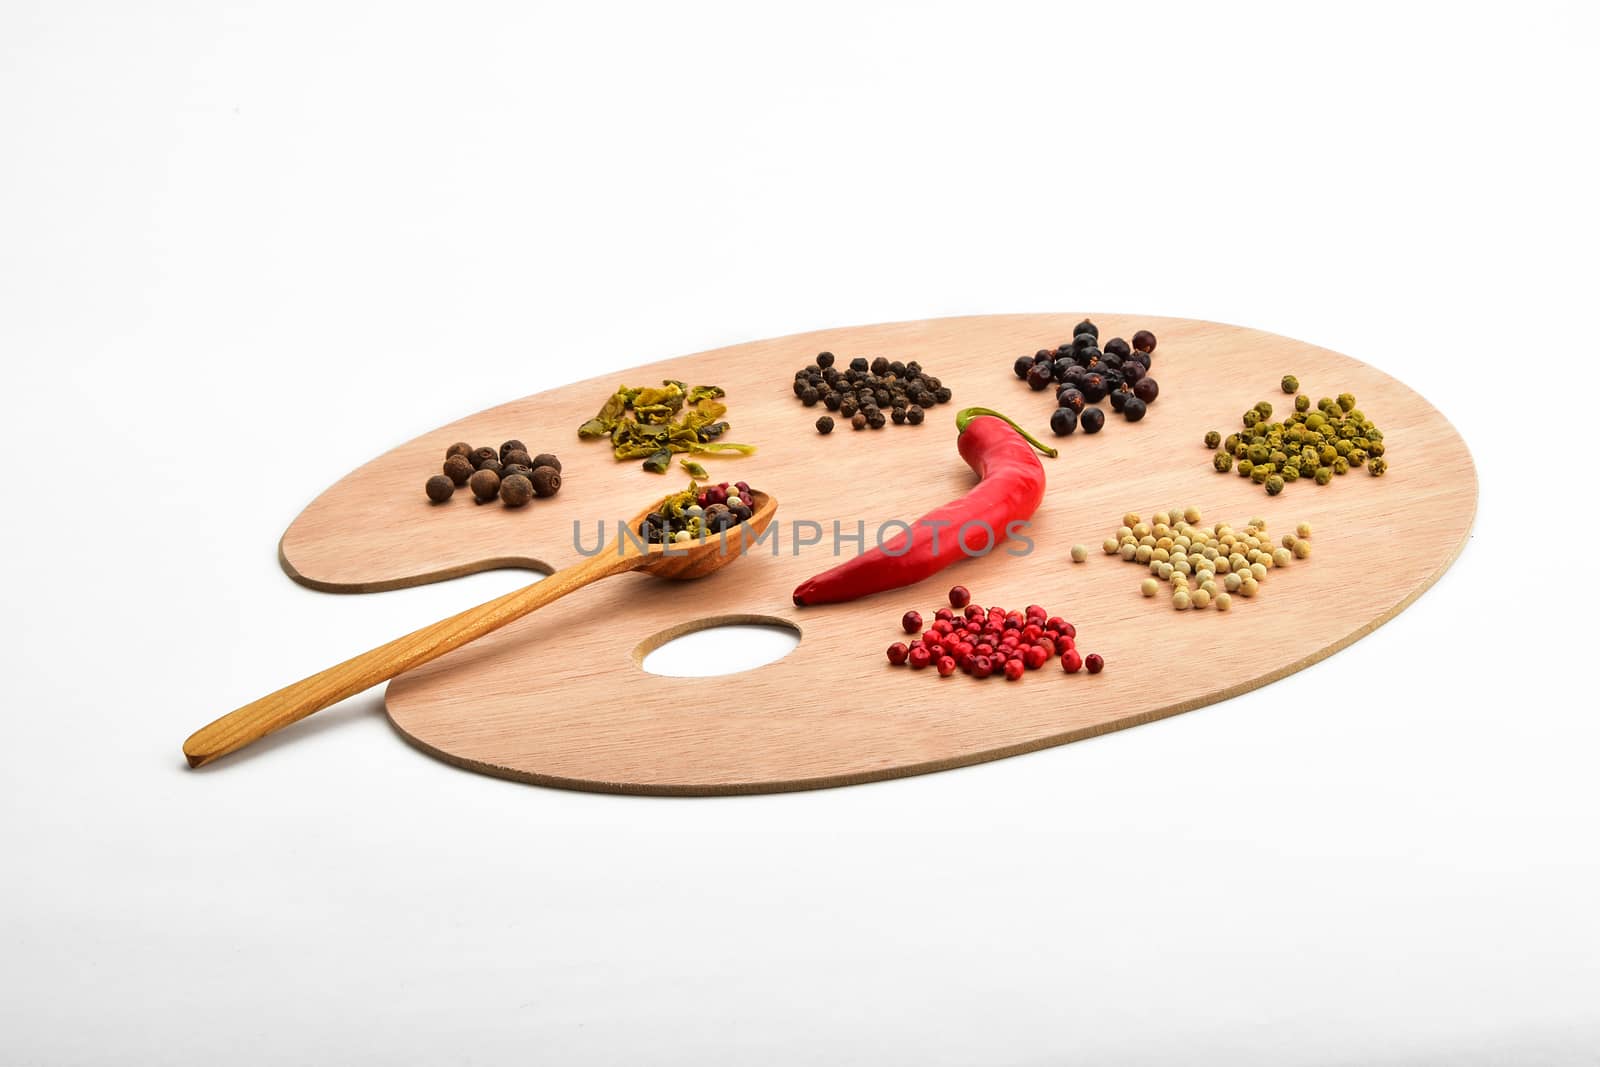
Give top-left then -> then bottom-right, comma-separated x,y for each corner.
792,407 -> 1056,606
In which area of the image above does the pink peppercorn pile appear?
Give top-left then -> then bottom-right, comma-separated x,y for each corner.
882,587 -> 1104,681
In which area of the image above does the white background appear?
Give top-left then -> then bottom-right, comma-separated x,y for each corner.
3,2 -> 1598,1063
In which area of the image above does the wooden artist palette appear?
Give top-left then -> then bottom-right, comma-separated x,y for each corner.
279,314 -> 1476,793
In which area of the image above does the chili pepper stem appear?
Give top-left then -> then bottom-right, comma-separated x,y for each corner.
955,406 -> 1058,458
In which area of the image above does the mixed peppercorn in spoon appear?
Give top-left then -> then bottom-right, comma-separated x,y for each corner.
640,480 -> 760,543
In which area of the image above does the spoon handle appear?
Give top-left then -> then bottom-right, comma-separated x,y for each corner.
183,550 -> 638,768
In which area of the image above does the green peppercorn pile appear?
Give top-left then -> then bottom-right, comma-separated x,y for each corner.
1103,509 -> 1313,611
1204,379 -> 1388,494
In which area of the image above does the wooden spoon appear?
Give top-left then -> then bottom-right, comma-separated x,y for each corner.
183,490 -> 778,768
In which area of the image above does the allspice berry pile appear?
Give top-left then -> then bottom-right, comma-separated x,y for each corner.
425,439 -> 563,509
794,351 -> 953,433
1104,508 -> 1313,611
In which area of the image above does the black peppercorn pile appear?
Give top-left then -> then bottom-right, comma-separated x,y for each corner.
1013,319 -> 1162,438
425,440 -> 563,508
794,352 -> 953,433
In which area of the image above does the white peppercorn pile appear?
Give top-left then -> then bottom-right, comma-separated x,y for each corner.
1101,509 -> 1313,611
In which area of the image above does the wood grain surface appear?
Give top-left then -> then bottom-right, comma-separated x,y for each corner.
278,314 -> 1477,794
